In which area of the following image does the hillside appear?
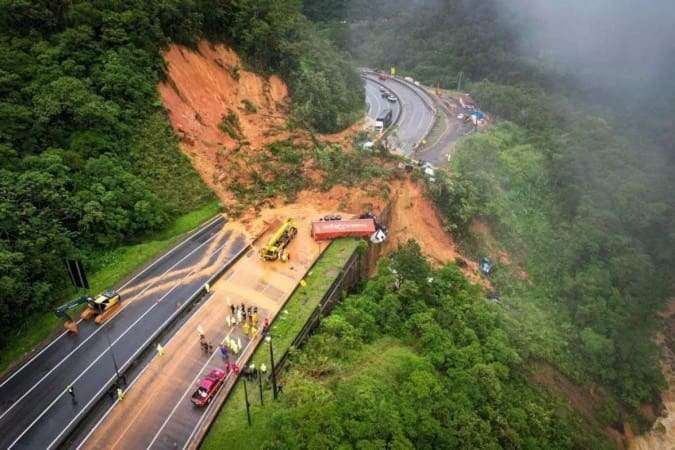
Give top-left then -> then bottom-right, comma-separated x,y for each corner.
0,1 -> 363,362
301,0 -> 675,446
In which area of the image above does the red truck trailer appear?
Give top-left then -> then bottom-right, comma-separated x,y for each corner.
311,218 -> 376,241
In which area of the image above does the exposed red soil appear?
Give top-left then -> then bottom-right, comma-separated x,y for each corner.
159,41 -> 293,204
384,180 -> 483,284
158,41 -> 482,286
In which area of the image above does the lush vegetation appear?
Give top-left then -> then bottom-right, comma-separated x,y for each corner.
225,139 -> 391,213
0,0 -> 363,353
206,243 -> 611,449
306,0 -> 675,433
204,237 -> 360,449
0,201 -> 219,374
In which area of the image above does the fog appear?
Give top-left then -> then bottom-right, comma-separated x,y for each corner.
496,0 -> 675,94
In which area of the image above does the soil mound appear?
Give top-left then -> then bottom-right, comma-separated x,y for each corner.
159,41 -> 291,202
384,180 -> 482,283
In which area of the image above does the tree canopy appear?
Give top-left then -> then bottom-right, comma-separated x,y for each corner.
0,0 -> 363,346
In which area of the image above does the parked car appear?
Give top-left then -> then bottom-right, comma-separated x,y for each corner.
387,95 -> 398,103
191,369 -> 226,407
381,91 -> 390,98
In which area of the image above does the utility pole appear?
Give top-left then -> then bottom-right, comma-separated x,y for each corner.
266,336 -> 278,399
243,379 -> 252,426
103,325 -> 122,384
258,368 -> 264,405
457,71 -> 464,91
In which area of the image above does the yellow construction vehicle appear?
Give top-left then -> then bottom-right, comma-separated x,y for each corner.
259,219 -> 297,262
55,290 -> 122,334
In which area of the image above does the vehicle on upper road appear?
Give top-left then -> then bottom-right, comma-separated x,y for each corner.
380,90 -> 390,98
387,95 -> 398,103
377,109 -> 393,130
55,290 -> 122,333
378,74 -> 387,81
191,368 -> 226,407
379,86 -> 387,93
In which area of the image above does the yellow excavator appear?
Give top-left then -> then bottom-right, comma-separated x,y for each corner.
259,219 -> 297,262
55,290 -> 122,334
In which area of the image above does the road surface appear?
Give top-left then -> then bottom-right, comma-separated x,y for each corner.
0,215 -> 248,450
365,79 -> 400,126
364,75 -> 435,156
76,209 -> 330,450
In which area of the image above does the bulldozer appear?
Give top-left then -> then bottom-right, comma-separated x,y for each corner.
259,219 -> 297,262
55,290 -> 122,334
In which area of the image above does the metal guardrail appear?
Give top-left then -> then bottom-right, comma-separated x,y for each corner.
271,249 -> 361,377
55,242 -> 251,450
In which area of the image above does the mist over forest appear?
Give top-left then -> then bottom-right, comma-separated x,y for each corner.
304,0 -> 675,443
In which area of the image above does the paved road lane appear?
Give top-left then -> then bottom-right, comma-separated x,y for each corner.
0,215 -> 249,450
365,80 -> 400,123
364,75 -> 434,156
79,210 -> 331,450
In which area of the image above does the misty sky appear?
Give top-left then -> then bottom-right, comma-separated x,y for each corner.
498,0 -> 675,89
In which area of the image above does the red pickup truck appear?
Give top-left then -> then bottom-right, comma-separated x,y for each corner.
191,368 -> 226,407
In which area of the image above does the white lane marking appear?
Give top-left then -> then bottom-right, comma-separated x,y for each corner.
6,239 -> 233,450
148,337 -> 256,450
0,215 -> 223,390
53,296 -> 222,449
0,228 -> 223,422
77,255 -> 250,449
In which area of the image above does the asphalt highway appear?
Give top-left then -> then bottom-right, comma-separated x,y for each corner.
365,80 -> 400,125
364,75 -> 434,156
0,215 -> 248,450
77,211 -> 329,450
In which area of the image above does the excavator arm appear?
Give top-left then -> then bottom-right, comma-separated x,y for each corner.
54,296 -> 90,333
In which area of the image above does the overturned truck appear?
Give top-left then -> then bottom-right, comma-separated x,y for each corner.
311,216 -> 387,243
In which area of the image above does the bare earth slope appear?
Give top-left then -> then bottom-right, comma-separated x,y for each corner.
158,40 -> 482,281
159,41 -> 290,204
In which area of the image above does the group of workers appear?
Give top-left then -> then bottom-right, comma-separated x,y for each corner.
196,302 -> 271,360
226,303 -> 270,338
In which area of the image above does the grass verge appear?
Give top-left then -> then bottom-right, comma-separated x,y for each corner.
201,238 -> 360,450
0,201 -> 221,376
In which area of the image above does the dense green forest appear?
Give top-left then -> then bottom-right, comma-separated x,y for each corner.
208,244 -> 613,449
307,0 -> 675,431
0,0 -> 363,348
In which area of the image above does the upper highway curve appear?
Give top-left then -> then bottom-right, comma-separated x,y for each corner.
0,215 -> 248,449
363,73 -> 435,157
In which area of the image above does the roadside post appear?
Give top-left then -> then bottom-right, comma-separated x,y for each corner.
266,336 -> 278,399
243,379 -> 252,426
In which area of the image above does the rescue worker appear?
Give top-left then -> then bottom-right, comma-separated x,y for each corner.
67,385 -> 76,404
